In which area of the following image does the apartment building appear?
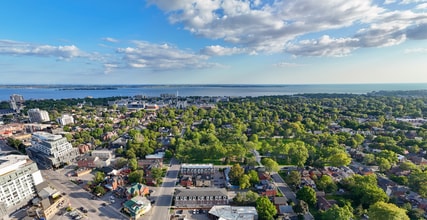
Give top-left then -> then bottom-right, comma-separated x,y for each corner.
0,155 -> 44,218
26,132 -> 79,169
180,163 -> 214,176
174,188 -> 228,208
28,108 -> 50,123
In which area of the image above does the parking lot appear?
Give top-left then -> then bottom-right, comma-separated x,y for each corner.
172,209 -> 210,220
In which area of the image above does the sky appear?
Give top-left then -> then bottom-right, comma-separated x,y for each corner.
1,0 -> 427,85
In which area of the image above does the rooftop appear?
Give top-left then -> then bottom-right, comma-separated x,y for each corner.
208,205 -> 257,220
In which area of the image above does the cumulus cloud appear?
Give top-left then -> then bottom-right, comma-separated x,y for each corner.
102,37 -> 119,43
147,0 -> 427,57
286,35 -> 359,57
116,41 -> 218,70
200,45 -> 246,56
0,39 -> 85,59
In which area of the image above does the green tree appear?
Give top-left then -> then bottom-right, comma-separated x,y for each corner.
316,175 -> 337,193
229,164 -> 244,185
285,170 -> 301,190
296,186 -> 317,206
115,157 -> 128,169
93,185 -> 106,196
256,196 -> 277,220
239,174 -> 251,189
261,158 -> 279,173
322,204 -> 354,220
368,202 -> 409,220
129,158 -> 138,171
293,200 -> 309,214
128,170 -> 145,184
287,141 -> 309,167
93,171 -> 105,184
248,170 -> 260,185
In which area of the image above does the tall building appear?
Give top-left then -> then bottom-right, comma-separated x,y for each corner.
9,94 -> 24,113
0,155 -> 44,218
26,132 -> 79,169
28,108 -> 50,123
56,114 -> 74,126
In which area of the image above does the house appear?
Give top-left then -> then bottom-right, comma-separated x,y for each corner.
77,156 -> 98,168
180,175 -> 193,187
126,183 -> 150,199
208,205 -> 258,220
274,197 -> 288,214
174,188 -> 228,208
408,156 -> 427,166
105,176 -> 126,191
123,196 -> 151,220
256,180 -> 277,197
317,196 -> 336,211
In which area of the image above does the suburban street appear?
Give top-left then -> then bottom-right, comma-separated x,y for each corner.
143,159 -> 179,220
271,172 -> 314,220
41,169 -> 127,220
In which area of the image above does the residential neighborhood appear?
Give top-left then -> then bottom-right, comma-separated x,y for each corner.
1,91 -> 427,220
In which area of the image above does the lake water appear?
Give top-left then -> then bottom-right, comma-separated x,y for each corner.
1,84 -> 426,101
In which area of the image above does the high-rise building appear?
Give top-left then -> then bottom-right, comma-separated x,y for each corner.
56,114 -> 74,126
0,155 -> 44,218
28,108 -> 50,123
9,94 -> 24,113
26,132 -> 79,169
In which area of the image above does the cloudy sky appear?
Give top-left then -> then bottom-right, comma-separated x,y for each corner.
1,0 -> 427,84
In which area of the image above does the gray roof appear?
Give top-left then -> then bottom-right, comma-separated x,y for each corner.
174,188 -> 227,197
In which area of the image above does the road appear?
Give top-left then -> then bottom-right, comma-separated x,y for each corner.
143,159 -> 179,220
41,169 -> 127,220
271,172 -> 314,220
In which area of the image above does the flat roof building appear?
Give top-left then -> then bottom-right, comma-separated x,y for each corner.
0,155 -> 44,218
27,132 -> 79,169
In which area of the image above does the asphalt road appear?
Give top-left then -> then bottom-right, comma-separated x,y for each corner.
41,169 -> 127,220
144,159 -> 179,220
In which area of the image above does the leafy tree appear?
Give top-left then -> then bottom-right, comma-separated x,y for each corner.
322,204 -> 354,220
229,164 -> 244,185
233,191 -> 259,206
93,171 -> 105,184
256,196 -> 277,220
248,170 -> 260,185
293,200 -> 309,214
129,158 -> 138,171
151,167 -> 163,186
93,185 -> 106,196
377,157 -> 392,172
316,175 -> 337,193
115,157 -> 128,169
261,158 -> 279,173
287,141 -> 309,167
285,170 -> 301,190
239,174 -> 251,189
368,202 -> 409,220
296,186 -> 317,206
128,170 -> 145,184
343,174 -> 388,208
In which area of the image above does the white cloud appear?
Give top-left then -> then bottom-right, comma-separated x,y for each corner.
102,37 -> 119,43
273,62 -> 305,67
200,45 -> 246,56
286,35 -> 359,57
0,39 -> 85,59
404,47 -> 427,53
147,0 -> 427,57
116,41 -> 218,70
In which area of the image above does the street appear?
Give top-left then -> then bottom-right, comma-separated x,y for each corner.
143,159 -> 179,220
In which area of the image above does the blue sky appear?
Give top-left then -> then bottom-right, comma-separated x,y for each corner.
1,0 -> 427,84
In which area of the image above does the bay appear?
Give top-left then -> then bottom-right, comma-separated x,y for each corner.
1,84 -> 427,102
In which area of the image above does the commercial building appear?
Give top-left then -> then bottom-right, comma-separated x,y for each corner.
28,108 -> 50,123
180,163 -> 214,176
0,155 -> 44,218
123,196 -> 151,220
26,132 -> 79,169
174,188 -> 228,208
